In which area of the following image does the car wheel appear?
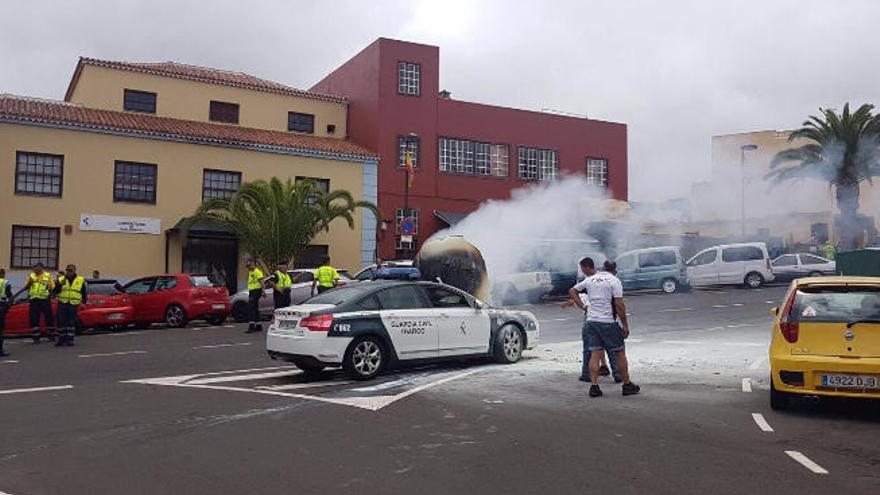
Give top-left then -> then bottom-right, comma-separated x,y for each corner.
165,304 -> 188,328
660,278 -> 678,294
744,272 -> 764,289
205,314 -> 227,326
231,302 -> 248,323
493,324 -> 525,364
770,379 -> 791,410
343,336 -> 385,380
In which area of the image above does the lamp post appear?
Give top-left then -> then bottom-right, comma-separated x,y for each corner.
740,143 -> 758,239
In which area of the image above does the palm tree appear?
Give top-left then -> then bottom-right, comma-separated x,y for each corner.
185,177 -> 380,269
767,103 -> 880,249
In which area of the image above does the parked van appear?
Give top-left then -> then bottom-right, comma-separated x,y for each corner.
686,242 -> 775,289
615,246 -> 690,293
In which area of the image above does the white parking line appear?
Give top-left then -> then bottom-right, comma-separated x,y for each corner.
192,343 -> 253,350
742,378 -> 752,392
752,413 -> 774,432
661,307 -> 694,313
186,370 -> 300,385
0,385 -> 74,395
712,304 -> 728,308
538,317 -> 575,323
1,360 -> 19,364
223,325 -> 236,328
661,340 -> 702,345
259,380 -> 355,391
726,324 -> 754,329
765,301 -> 777,304
78,350 -> 148,358
732,303 -> 745,307
785,451 -> 828,474
749,356 -> 769,370
107,331 -> 145,337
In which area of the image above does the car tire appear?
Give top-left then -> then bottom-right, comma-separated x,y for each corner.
231,302 -> 248,323
744,272 -> 764,289
493,324 -> 525,364
164,304 -> 188,328
205,314 -> 227,326
660,278 -> 678,294
770,379 -> 791,410
343,336 -> 386,381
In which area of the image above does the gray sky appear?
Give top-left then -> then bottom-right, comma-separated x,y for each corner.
2,0 -> 878,201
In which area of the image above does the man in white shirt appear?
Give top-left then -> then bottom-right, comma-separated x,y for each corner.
569,257 -> 640,398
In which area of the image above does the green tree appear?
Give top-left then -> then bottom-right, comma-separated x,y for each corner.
767,103 -> 880,249
185,177 -> 380,269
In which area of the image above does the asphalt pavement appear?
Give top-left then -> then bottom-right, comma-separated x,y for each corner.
1,284 -> 878,494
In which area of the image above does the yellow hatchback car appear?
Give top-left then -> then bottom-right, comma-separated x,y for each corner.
769,276 -> 880,409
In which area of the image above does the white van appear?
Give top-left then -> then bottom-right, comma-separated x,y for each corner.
686,242 -> 775,289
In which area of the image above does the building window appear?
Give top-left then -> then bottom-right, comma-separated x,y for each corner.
202,169 -> 241,201
296,176 -> 330,205
288,112 -> 315,133
518,147 -> 558,181
11,225 -> 59,269
475,142 -> 491,175
398,61 -> 421,96
326,124 -> 336,134
15,152 -> 63,197
123,89 -> 157,113
295,245 -> 329,269
396,208 -> 419,235
438,138 -> 508,178
398,136 -> 420,169
209,101 -> 239,124
114,161 -> 157,204
586,157 -> 608,187
490,144 -> 509,177
396,236 -> 416,251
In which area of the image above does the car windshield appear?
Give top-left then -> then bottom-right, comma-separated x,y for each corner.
306,284 -> 378,306
792,286 -> 880,323
190,275 -> 218,288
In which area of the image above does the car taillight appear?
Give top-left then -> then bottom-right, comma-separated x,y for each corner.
300,314 -> 333,332
779,294 -> 799,343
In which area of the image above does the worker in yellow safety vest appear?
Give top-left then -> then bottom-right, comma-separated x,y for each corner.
0,267 -> 13,357
245,259 -> 265,334
312,256 -> 340,295
12,262 -> 56,343
268,260 -> 292,310
54,264 -> 87,347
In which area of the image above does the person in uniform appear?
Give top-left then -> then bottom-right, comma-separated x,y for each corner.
13,262 -> 56,343
55,264 -> 87,347
245,259 -> 265,334
312,256 -> 340,295
268,261 -> 292,310
0,268 -> 12,357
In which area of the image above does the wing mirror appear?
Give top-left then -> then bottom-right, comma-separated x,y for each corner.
770,307 -> 778,316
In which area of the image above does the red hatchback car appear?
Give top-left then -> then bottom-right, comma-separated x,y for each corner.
4,279 -> 135,335
122,273 -> 230,328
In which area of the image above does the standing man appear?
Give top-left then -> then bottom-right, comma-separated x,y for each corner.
13,262 -> 56,343
245,259 -> 265,334
91,270 -> 101,280
569,257 -> 639,398
268,261 -> 292,310
0,268 -> 12,357
312,256 -> 340,295
55,264 -> 87,347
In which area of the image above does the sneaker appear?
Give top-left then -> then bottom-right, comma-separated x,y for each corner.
598,365 -> 611,376
588,385 -> 603,398
613,374 -> 623,383
578,376 -> 587,382
622,382 -> 641,396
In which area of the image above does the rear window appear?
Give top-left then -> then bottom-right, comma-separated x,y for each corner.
722,246 -> 764,262
190,275 -> 218,288
638,250 -> 677,268
88,282 -> 121,295
307,285 -> 375,306
376,286 -> 428,310
792,287 -> 880,323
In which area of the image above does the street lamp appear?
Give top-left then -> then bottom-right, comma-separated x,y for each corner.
740,143 -> 758,238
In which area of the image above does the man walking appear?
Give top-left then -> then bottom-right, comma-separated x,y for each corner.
569,257 -> 639,398
245,259 -> 265,334
55,264 -> 87,347
268,261 -> 292,310
312,256 -> 340,295
0,268 -> 12,357
13,262 -> 56,343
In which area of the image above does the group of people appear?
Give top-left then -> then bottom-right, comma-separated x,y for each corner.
243,256 -> 341,334
0,262 -> 88,356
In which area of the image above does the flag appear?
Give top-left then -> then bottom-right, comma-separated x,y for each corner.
405,150 -> 415,188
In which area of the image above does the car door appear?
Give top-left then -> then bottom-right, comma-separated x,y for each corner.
425,285 -> 491,356
123,277 -> 157,322
377,285 -> 438,360
145,276 -> 178,321
4,297 -> 31,335
771,254 -> 799,281
615,254 -> 638,290
687,249 -> 719,286
718,247 -> 747,284
800,254 -> 833,276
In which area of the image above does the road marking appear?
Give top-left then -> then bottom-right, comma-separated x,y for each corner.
0,385 -> 74,395
661,340 -> 702,345
223,325 -> 236,328
712,304 -> 728,308
722,342 -> 765,347
1,360 -> 19,364
766,301 -> 777,304
785,451 -> 828,474
661,307 -> 694,313
726,324 -> 754,329
107,331 -> 145,337
186,369 -> 300,385
78,350 -> 148,358
732,303 -> 745,307
752,413 -> 774,432
192,342 -> 253,350
259,380 -> 355,391
742,378 -> 752,392
749,356 -> 769,370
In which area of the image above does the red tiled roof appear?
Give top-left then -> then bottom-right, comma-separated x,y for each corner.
0,94 -> 377,161
65,58 -> 347,104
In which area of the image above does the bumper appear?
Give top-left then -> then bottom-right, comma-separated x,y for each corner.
525,327 -> 540,350
266,326 -> 352,365
80,306 -> 135,327
771,354 -> 880,399
186,300 -> 231,318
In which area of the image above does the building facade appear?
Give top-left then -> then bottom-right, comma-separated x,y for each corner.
1,60 -> 377,290
311,38 -> 628,259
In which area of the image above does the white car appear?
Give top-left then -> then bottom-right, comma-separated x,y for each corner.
771,253 -> 837,282
230,268 -> 352,321
266,280 -> 539,380
492,271 -> 553,305
686,242 -> 776,289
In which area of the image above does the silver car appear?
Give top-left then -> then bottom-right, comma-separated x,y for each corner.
230,269 -> 352,322
771,253 -> 837,283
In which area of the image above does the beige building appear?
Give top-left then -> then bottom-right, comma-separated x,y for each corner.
1,59 -> 378,290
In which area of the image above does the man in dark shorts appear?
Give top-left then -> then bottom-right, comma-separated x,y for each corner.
569,257 -> 639,398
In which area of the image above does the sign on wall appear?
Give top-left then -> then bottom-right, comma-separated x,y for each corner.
79,214 -> 161,235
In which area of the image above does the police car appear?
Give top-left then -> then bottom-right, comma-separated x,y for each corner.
266,280 -> 539,380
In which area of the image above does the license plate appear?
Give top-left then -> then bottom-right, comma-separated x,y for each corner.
279,319 -> 299,330
212,304 -> 226,310
107,313 -> 125,321
822,373 -> 878,388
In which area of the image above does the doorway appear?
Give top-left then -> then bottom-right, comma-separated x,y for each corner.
182,235 -> 239,292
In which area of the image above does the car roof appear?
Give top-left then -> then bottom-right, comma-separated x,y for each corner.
713,242 -> 767,249
793,276 -> 880,288
619,246 -> 680,256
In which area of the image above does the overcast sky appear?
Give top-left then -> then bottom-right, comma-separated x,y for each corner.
2,0 -> 878,201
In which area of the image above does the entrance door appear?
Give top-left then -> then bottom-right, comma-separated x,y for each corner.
182,235 -> 238,292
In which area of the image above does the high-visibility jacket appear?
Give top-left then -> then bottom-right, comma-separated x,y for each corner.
315,265 -> 339,288
248,268 -> 264,291
0,277 -> 9,302
28,272 -> 54,300
275,271 -> 292,289
58,275 -> 85,305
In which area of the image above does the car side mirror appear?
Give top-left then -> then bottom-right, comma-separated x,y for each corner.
770,307 -> 778,316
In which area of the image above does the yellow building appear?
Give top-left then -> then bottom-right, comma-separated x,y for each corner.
0,59 -> 378,290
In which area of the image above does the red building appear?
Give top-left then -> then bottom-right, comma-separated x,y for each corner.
312,38 -> 628,260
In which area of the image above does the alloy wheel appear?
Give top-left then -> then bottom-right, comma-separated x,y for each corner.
503,327 -> 523,361
352,340 -> 382,376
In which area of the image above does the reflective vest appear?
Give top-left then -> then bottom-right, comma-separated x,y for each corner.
315,265 -> 339,288
275,271 -> 292,290
247,268 -> 264,291
0,278 -> 8,302
58,275 -> 85,305
28,272 -> 54,300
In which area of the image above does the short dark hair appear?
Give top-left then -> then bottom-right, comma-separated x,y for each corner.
579,257 -> 595,269
278,260 -> 288,266
322,256 -> 331,264
603,260 -> 617,273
